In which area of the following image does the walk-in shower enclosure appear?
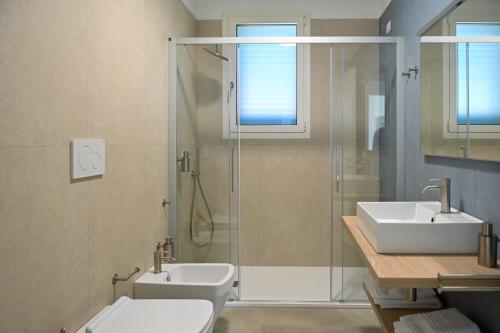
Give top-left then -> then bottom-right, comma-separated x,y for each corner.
168,36 -> 404,304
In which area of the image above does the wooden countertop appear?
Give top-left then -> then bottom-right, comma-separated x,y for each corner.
343,216 -> 500,289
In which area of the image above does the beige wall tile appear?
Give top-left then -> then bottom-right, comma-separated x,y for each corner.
87,146 -> 167,316
0,147 -> 91,332
239,145 -> 260,265
86,0 -> 147,146
312,19 -> 379,36
174,0 -> 197,37
0,0 -> 194,332
197,20 -> 222,37
0,0 -> 87,147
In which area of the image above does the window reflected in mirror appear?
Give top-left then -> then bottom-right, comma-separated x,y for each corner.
420,0 -> 500,161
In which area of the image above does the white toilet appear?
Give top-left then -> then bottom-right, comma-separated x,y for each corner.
77,296 -> 214,333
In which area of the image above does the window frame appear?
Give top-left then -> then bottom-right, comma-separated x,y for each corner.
222,11 -> 311,139
441,15 -> 500,139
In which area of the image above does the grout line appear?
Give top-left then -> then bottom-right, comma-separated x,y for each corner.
0,143 -> 169,149
85,0 -> 91,321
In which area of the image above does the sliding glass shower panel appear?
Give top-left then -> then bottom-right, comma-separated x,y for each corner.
175,44 -> 240,300
238,43 -> 332,302
336,43 -> 397,301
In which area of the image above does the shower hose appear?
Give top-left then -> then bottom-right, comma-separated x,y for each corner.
189,170 -> 214,247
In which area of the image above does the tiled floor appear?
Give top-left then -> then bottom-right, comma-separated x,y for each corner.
213,307 -> 383,333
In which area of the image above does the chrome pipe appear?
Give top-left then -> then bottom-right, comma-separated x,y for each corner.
203,44 -> 230,62
437,273 -> 500,293
438,273 -> 500,280
438,286 -> 500,293
406,288 -> 417,302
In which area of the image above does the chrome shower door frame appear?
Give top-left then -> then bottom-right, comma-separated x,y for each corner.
168,36 -> 405,304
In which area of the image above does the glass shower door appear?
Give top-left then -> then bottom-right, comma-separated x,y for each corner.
172,38 -> 400,304
174,44 -> 240,299
333,43 -> 398,301
237,42 -> 332,302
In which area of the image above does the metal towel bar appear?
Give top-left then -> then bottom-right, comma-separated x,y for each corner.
437,273 -> 500,293
112,267 -> 140,285
112,267 -> 140,302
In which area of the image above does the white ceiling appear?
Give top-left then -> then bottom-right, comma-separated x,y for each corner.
182,0 -> 392,20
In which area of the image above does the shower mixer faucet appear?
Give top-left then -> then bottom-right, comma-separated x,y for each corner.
177,151 -> 190,174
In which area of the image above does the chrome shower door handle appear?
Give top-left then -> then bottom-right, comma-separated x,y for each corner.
231,146 -> 235,193
227,81 -> 234,104
335,145 -> 341,193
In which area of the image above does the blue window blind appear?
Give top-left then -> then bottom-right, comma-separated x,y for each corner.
456,23 -> 500,125
236,24 -> 297,125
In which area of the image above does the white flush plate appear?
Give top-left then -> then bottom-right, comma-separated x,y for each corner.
71,139 -> 105,180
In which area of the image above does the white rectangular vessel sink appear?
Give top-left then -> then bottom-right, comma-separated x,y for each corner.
356,201 -> 484,253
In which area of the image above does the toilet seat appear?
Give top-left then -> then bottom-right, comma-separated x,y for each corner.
77,297 -> 213,333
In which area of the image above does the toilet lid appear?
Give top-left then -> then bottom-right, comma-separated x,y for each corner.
79,297 -> 213,333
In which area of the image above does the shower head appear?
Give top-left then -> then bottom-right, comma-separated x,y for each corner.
203,44 -> 229,62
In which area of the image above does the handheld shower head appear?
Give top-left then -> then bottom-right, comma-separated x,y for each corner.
203,44 -> 229,62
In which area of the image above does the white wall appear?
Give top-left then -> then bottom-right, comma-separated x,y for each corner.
183,0 -> 392,20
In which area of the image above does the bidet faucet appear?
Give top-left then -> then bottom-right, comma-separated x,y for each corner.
422,178 -> 451,214
153,242 -> 176,274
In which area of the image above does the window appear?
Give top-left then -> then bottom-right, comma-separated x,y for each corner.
237,25 -> 297,126
223,12 -> 310,138
456,23 -> 500,126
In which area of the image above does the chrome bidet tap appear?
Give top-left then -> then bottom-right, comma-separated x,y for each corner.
153,242 -> 176,274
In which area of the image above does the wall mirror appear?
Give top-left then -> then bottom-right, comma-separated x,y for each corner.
420,0 -> 500,161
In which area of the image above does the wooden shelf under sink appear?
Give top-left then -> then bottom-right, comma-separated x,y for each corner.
362,282 -> 441,333
342,216 -> 500,289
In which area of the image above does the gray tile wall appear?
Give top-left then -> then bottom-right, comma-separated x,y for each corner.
380,1 -> 500,331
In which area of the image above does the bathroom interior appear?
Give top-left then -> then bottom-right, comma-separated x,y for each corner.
1,0 -> 500,332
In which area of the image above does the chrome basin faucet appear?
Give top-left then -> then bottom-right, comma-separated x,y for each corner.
422,178 -> 451,213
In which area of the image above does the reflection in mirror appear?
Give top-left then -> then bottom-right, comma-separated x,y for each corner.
421,43 -> 467,159
423,0 -> 500,37
420,0 -> 500,161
